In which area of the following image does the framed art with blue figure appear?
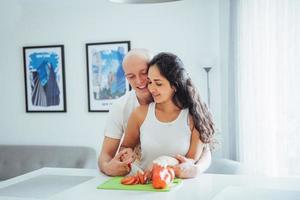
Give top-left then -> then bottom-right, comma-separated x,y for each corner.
86,41 -> 131,112
23,45 -> 67,112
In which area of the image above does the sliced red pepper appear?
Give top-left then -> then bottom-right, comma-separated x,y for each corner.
121,176 -> 137,185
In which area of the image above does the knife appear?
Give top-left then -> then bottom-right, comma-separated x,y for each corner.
128,162 -> 144,176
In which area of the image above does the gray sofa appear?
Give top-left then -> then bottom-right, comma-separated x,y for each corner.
0,145 -> 97,181
0,145 -> 245,181
206,158 -> 246,175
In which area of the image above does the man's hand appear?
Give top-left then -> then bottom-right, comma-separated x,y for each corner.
173,154 -> 198,179
103,150 -> 134,176
119,148 -> 135,163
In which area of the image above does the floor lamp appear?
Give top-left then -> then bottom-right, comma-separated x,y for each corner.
203,67 -> 212,107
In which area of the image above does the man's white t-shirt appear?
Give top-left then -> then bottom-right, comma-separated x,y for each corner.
104,90 -> 139,139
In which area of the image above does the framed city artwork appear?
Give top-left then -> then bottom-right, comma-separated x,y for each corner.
23,45 -> 67,112
86,41 -> 131,112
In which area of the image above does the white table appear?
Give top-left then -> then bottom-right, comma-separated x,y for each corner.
0,168 -> 300,200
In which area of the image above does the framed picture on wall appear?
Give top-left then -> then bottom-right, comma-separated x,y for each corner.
86,41 -> 131,112
23,45 -> 67,112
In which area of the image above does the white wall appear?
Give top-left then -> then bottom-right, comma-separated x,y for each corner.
0,0 -> 229,158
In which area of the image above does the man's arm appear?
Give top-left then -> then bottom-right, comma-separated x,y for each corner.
98,136 -> 133,176
98,97 -> 136,176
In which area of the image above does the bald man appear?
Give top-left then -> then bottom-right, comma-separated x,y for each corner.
98,49 -> 153,176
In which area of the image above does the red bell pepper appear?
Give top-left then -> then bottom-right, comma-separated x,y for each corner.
152,164 -> 175,189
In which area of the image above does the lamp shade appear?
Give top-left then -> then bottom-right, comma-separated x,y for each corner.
109,0 -> 183,4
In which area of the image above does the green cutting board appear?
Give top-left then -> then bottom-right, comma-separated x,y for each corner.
97,177 -> 182,192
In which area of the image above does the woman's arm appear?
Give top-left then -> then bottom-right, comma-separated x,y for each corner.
120,112 -> 140,151
174,115 -> 208,178
174,146 -> 211,178
195,145 -> 212,173
120,106 -> 147,151
185,115 -> 205,161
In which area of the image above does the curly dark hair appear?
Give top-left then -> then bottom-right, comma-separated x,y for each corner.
148,52 -> 215,144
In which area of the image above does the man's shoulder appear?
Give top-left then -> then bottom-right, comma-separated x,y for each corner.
110,90 -> 137,112
132,104 -> 149,117
116,90 -> 136,105
135,104 -> 148,112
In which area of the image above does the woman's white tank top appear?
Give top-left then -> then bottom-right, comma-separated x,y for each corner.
139,102 -> 191,169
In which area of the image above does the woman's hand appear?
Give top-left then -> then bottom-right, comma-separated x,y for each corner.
173,154 -> 198,179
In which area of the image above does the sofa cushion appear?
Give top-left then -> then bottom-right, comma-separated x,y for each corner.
0,145 -> 97,181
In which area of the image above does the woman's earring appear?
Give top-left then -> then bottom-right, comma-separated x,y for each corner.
172,86 -> 177,93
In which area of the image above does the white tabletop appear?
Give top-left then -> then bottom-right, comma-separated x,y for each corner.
0,168 -> 300,200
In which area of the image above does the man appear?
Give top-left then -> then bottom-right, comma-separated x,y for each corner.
98,49 -> 211,178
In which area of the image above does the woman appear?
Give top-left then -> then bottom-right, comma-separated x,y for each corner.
121,52 -> 214,175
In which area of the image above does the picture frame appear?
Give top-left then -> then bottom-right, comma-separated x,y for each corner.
23,45 -> 67,112
86,41 -> 131,112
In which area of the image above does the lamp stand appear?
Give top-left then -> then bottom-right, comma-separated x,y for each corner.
203,67 -> 212,107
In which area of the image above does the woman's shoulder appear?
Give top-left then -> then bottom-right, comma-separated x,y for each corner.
188,114 -> 195,131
